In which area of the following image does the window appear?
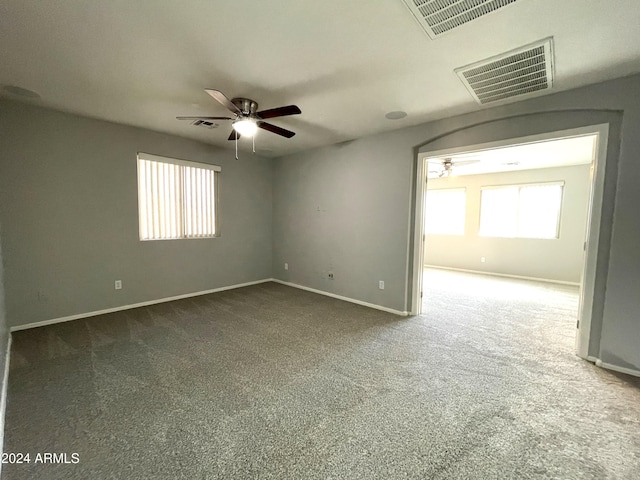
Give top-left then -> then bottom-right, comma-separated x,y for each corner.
137,153 -> 220,240
479,182 -> 563,239
424,188 -> 466,235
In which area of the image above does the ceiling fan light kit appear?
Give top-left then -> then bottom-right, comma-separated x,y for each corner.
177,89 -> 301,159
232,118 -> 258,137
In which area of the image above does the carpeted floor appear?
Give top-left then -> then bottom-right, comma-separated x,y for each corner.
3,269 -> 640,479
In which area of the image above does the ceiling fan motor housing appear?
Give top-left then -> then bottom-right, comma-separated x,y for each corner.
232,98 -> 258,117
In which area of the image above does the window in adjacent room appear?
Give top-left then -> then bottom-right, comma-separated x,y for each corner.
424,188 -> 466,235
137,153 -> 220,240
479,182 -> 563,239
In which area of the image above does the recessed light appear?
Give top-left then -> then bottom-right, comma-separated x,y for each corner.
2,85 -> 41,99
385,111 -> 407,120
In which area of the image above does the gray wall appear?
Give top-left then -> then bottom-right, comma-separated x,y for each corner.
0,223 -> 7,343
272,137 -> 411,312
0,222 -> 7,458
424,165 -> 591,283
273,73 -> 640,371
0,100 -> 273,328
0,222 -> 8,388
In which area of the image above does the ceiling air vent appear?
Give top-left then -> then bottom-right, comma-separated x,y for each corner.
191,119 -> 219,129
456,38 -> 554,105
401,0 -> 519,38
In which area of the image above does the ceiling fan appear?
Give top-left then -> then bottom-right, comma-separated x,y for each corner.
177,89 -> 301,158
428,157 -> 479,177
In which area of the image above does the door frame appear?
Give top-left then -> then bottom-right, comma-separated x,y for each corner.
410,123 -> 610,360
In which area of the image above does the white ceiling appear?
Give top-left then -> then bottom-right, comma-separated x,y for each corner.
1,0 -> 639,158
426,134 -> 596,178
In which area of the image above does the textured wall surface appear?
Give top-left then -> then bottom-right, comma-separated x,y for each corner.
0,222 -> 9,460
424,164 -> 591,283
0,100 -> 273,327
272,136 -> 411,312
0,223 -> 7,340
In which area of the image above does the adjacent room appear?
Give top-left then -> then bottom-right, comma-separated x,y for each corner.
1,1 -> 640,479
419,134 -> 597,394
420,133 -> 595,341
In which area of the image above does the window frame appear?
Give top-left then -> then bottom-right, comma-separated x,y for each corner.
478,181 -> 564,240
424,187 -> 467,236
136,152 -> 221,241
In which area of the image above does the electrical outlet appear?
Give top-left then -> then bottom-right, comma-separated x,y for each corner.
379,280 -> 385,290
481,257 -> 486,263
284,263 -> 289,270
115,280 -> 122,290
328,272 -> 334,279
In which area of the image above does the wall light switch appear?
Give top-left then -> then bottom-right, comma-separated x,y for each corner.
379,280 -> 385,290
284,263 -> 289,270
480,257 -> 486,263
115,280 -> 122,290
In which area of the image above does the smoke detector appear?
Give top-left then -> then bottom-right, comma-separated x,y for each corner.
456,38 -> 555,105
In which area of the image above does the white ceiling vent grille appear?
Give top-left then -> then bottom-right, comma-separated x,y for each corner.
401,0 -> 519,38
456,38 -> 554,105
191,119 -> 219,129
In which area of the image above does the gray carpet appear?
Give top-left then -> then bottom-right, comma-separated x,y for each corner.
3,270 -> 640,479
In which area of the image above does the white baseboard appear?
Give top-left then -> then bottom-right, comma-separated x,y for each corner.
424,265 -> 580,287
0,334 -> 11,472
10,279 -> 274,332
595,359 -> 640,378
272,279 -> 408,316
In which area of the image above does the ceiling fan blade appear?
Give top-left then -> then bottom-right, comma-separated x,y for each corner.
205,89 -> 242,115
256,105 -> 301,119
452,159 -> 480,166
228,130 -> 241,141
176,116 -> 232,121
257,121 -> 295,138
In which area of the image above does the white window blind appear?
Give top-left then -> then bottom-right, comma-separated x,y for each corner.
479,182 -> 563,239
137,153 -> 220,240
424,188 -> 466,235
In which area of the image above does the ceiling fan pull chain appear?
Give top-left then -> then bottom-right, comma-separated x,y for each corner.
235,134 -> 238,160
252,135 -> 255,154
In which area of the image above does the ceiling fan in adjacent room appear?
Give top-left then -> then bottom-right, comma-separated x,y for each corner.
177,89 -> 301,158
428,157 -> 479,177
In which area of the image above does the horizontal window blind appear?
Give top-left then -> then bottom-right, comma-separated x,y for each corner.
137,153 -> 219,240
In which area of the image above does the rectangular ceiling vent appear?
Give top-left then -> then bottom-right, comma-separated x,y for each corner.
401,0 -> 519,38
191,119 -> 219,129
455,38 -> 554,105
